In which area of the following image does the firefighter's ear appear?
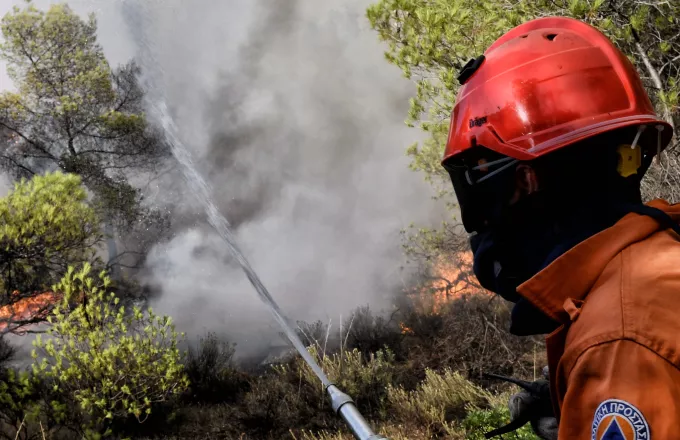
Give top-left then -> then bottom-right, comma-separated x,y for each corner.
515,164 -> 539,195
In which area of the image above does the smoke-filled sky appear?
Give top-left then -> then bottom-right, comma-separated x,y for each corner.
1,0 -> 445,359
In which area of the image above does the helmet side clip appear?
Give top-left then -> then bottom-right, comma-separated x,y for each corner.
457,55 -> 486,85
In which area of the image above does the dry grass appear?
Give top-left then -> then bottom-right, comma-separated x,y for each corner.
386,369 -> 491,438
400,294 -> 544,385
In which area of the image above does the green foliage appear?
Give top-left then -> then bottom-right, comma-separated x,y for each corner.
462,406 -> 540,439
282,346 -> 398,420
1,3 -> 112,110
9,301 -> 541,439
387,368 -> 491,436
367,0 -> 680,204
0,368 -> 41,436
31,264 -> 189,437
0,171 -> 101,306
299,370 -> 537,440
366,0 -> 535,193
0,2 -> 169,227
400,219 -> 465,263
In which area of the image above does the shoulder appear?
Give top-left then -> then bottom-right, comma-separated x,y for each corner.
562,230 -> 680,374
622,230 -> 680,364
558,339 -> 680,440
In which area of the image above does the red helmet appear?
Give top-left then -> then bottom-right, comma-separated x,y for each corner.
442,16 -> 673,164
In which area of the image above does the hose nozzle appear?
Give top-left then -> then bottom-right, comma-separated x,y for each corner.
326,385 -> 388,440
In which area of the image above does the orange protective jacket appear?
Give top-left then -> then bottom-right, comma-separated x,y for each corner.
518,199 -> 680,439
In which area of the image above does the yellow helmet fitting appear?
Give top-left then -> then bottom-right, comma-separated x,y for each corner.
617,144 -> 642,178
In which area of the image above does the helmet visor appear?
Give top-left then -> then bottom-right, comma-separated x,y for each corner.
443,147 -> 518,233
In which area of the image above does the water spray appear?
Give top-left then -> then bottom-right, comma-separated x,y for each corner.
152,101 -> 387,440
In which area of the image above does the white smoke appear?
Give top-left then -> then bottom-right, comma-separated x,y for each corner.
118,0 -> 445,359
2,0 -> 446,360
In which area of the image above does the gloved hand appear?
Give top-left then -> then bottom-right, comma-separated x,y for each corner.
484,366 -> 558,440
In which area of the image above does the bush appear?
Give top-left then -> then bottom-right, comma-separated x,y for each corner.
241,372 -> 318,437
298,423 -> 435,440
387,369 -> 491,437
0,338 -> 15,370
299,373 -> 537,440
239,346 -> 398,438
0,277 -> 546,440
0,368 -> 40,440
0,365 -> 84,440
295,306 -> 404,362
289,346 -> 398,420
184,332 -> 250,403
342,306 -> 403,360
0,172 -> 102,305
132,403 -> 246,440
296,320 -> 339,353
31,264 -> 189,437
401,294 -> 544,384
462,406 -> 540,440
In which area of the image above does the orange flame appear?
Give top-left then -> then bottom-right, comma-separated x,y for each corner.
399,322 -> 414,334
404,251 -> 489,320
0,291 -> 63,334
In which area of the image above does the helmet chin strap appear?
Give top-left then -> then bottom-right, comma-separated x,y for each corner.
629,125 -> 646,150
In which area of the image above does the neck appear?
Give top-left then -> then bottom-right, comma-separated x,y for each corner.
509,199 -> 632,336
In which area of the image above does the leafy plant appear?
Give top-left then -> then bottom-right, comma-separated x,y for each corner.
462,406 -> 540,440
31,264 -> 189,437
387,368 -> 491,436
184,332 -> 249,403
0,172 -> 102,333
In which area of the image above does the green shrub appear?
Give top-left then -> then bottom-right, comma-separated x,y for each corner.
462,406 -> 540,440
184,332 -> 250,403
287,346 -> 398,419
0,172 -> 102,302
241,372 -> 317,436
239,346 -> 398,438
387,369 -> 492,437
31,264 -> 189,438
0,368 -> 40,439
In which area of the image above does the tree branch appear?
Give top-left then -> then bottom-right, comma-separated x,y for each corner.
634,40 -> 675,130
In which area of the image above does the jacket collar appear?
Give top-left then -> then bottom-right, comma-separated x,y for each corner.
517,199 -> 680,323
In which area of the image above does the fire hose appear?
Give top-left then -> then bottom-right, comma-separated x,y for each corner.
154,101 -> 388,440
327,385 -> 388,440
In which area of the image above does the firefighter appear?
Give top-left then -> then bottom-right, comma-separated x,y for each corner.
442,17 -> 680,440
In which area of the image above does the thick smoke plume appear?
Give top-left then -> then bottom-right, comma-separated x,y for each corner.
118,0 -> 443,359
3,0 -> 444,361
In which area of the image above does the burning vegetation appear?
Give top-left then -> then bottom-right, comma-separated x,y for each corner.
400,251 -> 490,334
0,291 -> 62,335
408,251 -> 487,314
